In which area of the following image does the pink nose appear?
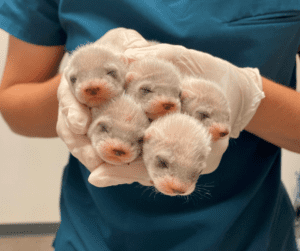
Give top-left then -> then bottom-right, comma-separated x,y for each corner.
85,87 -> 100,96
159,179 -> 188,196
170,188 -> 186,195
162,103 -> 175,110
113,149 -> 126,156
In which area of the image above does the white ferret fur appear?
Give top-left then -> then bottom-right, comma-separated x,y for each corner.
63,43 -> 128,108
87,93 -> 150,165
125,58 -> 182,121
180,76 -> 231,142
142,112 -> 212,196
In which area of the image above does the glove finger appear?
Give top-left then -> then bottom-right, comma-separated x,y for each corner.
121,29 -> 150,49
61,106 -> 91,135
88,156 -> 152,187
88,166 -> 136,187
202,136 -> 229,175
96,28 -> 149,53
181,49 -> 232,81
57,74 -> 91,134
56,106 -> 103,172
124,43 -> 184,60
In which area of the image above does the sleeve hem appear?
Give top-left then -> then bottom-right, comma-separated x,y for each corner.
0,2 -> 66,47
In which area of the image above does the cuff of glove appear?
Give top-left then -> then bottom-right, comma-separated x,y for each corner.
231,67 -> 265,138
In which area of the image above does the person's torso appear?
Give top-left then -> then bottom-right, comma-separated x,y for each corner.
54,1 -> 300,250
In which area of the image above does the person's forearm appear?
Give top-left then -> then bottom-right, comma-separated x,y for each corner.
0,74 -> 61,138
245,76 -> 300,153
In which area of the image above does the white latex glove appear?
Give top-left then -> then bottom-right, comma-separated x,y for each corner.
56,74 -> 104,172
88,156 -> 152,187
56,28 -> 152,183
94,27 -> 150,53
125,43 -> 265,174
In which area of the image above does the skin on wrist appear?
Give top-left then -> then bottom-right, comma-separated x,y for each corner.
245,76 -> 300,153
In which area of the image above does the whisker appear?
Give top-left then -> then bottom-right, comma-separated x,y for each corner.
182,194 -> 190,204
229,138 -> 237,147
134,183 -> 143,189
149,187 -> 157,198
141,186 -> 153,196
194,192 -> 209,200
199,181 -> 215,185
152,187 -> 161,200
189,191 -> 202,205
194,184 -> 213,200
197,186 -> 212,194
198,191 -> 212,199
195,187 -> 211,194
198,184 -> 215,188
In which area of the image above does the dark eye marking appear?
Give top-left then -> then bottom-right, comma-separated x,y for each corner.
107,70 -> 117,79
70,76 -> 77,84
179,91 -> 182,99
137,137 -> 144,145
99,124 -> 109,133
157,156 -> 168,169
140,87 -> 152,95
198,112 -> 210,121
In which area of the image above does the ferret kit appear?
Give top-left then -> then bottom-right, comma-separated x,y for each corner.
60,28 -> 232,196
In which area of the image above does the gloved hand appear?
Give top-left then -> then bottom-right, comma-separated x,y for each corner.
125,43 -> 265,174
56,74 -> 104,172
88,156 -> 152,187
95,27 -> 150,53
56,27 -> 152,183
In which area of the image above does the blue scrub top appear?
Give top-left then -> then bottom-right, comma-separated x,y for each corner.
1,0 -> 300,250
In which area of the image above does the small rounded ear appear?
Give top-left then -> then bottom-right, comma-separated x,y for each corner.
144,131 -> 151,142
127,58 -> 137,64
144,126 -> 163,142
125,72 -> 139,86
117,53 -> 136,65
180,89 -> 196,101
208,124 -> 229,142
118,54 -> 129,65
180,91 -> 188,101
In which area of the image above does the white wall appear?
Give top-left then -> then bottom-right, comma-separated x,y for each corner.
281,53 -> 300,206
0,29 -> 299,224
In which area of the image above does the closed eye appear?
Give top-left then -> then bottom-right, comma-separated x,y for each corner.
157,156 -> 168,169
137,137 -> 144,145
99,124 -> 109,133
70,76 -> 77,84
179,91 -> 182,99
198,112 -> 210,121
107,70 -> 117,79
140,87 -> 152,95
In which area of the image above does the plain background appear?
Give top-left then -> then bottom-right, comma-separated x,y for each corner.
0,29 -> 299,224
